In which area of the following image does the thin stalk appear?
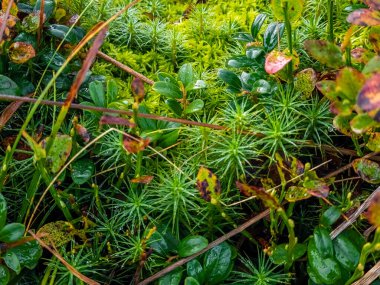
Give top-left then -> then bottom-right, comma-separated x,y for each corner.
18,171 -> 41,223
327,0 -> 334,42
278,208 -> 297,271
283,2 -> 293,82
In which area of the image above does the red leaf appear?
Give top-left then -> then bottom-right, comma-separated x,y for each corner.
123,135 -> 150,154
99,115 -> 136,128
357,73 -> 380,113
131,175 -> 154,184
265,50 -> 292,74
347,9 -> 380,26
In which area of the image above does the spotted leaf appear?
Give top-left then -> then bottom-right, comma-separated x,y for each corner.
236,181 -> 279,209
8,42 -> 36,64
353,158 -> 380,184
304,40 -> 344,68
367,132 -> 380,152
286,186 -> 311,202
347,9 -> 380,26
196,167 -> 221,202
357,73 -> 380,117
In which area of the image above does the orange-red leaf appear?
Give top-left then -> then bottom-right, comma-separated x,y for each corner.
236,181 -> 279,209
99,115 -> 136,128
8,42 -> 36,64
131,175 -> 154,184
123,134 -> 150,154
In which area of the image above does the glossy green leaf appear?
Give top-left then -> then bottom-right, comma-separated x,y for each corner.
46,25 -> 85,44
321,206 -> 341,226
0,265 -> 10,285
271,243 -> 306,265
0,223 -> 25,242
350,113 -> 376,134
71,158 -> 94,185
0,75 -> 19,95
184,277 -> 200,285
153,81 -> 182,99
158,130 -> 179,148
39,50 -> 67,72
178,235 -> 208,258
34,0 -> 55,19
227,56 -> 256,68
313,227 -> 333,258
3,252 -> 21,274
263,22 -> 285,52
304,40 -> 344,68
149,228 -> 179,256
185,99 -> 204,114
252,79 -> 271,94
187,259 -> 204,284
308,239 -> 341,284
43,134 -> 72,174
8,240 -> 42,269
178,63 -> 195,91
352,158 -> 380,184
218,70 -> 242,92
333,233 -> 360,271
251,13 -> 267,40
166,99 -> 183,117
0,193 -> 7,230
158,72 -> 178,85
158,268 -> 182,285
203,242 -> 233,285
246,48 -> 265,59
89,81 -> 105,107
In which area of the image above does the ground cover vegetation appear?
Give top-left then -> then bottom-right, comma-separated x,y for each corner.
0,0 -> 380,284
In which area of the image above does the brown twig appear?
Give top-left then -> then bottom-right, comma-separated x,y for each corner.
97,51 -> 155,85
0,0 -> 14,41
0,93 -> 34,130
352,259 -> 380,285
137,209 -> 270,285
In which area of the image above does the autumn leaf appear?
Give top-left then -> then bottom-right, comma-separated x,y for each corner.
236,181 -> 279,209
123,134 -> 150,154
131,175 -> 154,184
347,9 -> 380,26
357,73 -> 380,116
196,167 -> 221,202
8,42 -> 36,64
100,115 -> 136,128
353,158 -> 380,184
265,50 -> 292,74
365,191 -> 380,227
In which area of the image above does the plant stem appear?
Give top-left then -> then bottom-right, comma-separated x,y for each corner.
283,1 -> 293,82
327,0 -> 334,42
278,208 -> 297,271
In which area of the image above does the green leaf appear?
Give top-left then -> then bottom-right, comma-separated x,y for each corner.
313,227 -> 333,258
252,79 -> 271,95
0,265 -> 10,284
89,81 -> 105,107
362,56 -> 380,75
218,70 -> 242,92
271,0 -> 304,23
184,277 -> 200,285
158,268 -> 182,285
270,243 -> 288,264
187,259 -> 204,284
321,206 -> 341,227
251,13 -> 267,40
39,50 -> 67,72
71,158 -> 94,185
263,22 -> 285,52
46,25 -> 85,44
246,48 -> 265,60
203,242 -> 233,285
308,239 -> 341,284
304,40 -> 344,68
178,63 -> 195,91
34,0 -> 55,19
3,252 -> 21,274
350,113 -> 376,134
153,81 -> 182,99
43,134 -> 72,174
178,235 -> 208,258
0,223 -> 25,242
165,99 -> 183,117
8,240 -> 42,269
336,68 -> 366,102
0,75 -> 19,95
0,193 -> 7,230
184,99 -> 204,114
149,227 -> 179,256
333,233 -> 360,271
367,132 -> 380,152
158,130 -> 179,148
227,56 -> 256,68
352,158 -> 380,184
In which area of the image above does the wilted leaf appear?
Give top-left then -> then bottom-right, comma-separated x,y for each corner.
2,0 -> 18,16
363,56 -> 380,75
347,9 -> 380,26
123,134 -> 150,154
351,47 -> 373,64
336,67 -> 366,102
131,175 -> 154,184
304,40 -> 344,68
8,42 -> 36,64
236,181 -> 279,209
73,121 -> 90,143
367,132 -> 380,152
357,73 -> 380,114
99,115 -> 136,128
37,221 -> 74,247
353,158 -> 380,184
365,191 -> 380,227
131,77 -> 145,103
286,186 -> 311,202
303,170 -> 330,198
366,0 -> 380,10
21,12 -> 41,33
41,134 -> 72,173
369,27 -> 380,54
265,50 -> 292,74
196,167 -> 221,202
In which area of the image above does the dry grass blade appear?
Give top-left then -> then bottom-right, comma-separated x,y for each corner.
0,93 -> 33,131
29,231 -> 100,285
330,186 -> 380,239
137,209 -> 270,285
0,0 -> 13,41
37,0 -> 45,47
352,260 -> 380,285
